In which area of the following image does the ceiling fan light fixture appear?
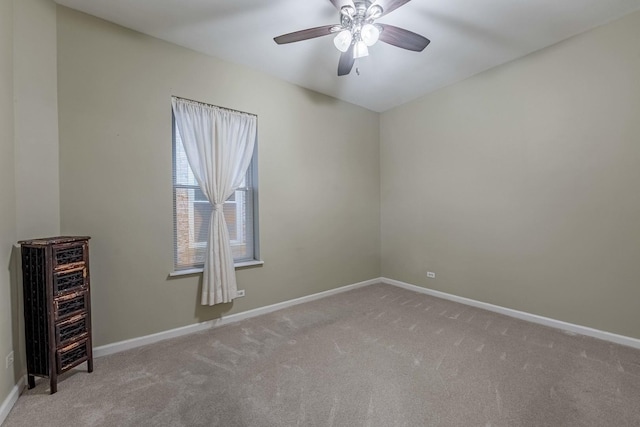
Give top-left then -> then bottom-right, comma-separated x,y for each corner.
333,30 -> 353,52
353,40 -> 369,58
340,5 -> 355,17
273,0 -> 430,77
361,23 -> 380,46
365,4 -> 383,20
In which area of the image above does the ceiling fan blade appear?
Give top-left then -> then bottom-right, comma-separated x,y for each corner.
337,45 -> 355,76
329,0 -> 355,11
378,24 -> 430,52
370,0 -> 411,17
274,25 -> 337,44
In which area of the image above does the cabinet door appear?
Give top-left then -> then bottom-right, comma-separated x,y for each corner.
53,267 -> 87,296
55,314 -> 89,347
52,242 -> 87,270
57,339 -> 90,373
54,292 -> 89,321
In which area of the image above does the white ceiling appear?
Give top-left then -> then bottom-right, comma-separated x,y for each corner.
54,0 -> 640,112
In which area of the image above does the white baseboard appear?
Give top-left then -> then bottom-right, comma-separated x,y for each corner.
94,277 -> 380,358
94,275 -> 640,358
381,277 -> 640,350
0,376 -> 25,426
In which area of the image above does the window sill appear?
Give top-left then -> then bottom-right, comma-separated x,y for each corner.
235,260 -> 265,268
169,260 -> 264,277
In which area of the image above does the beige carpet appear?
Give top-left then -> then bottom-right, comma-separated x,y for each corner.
4,283 -> 640,426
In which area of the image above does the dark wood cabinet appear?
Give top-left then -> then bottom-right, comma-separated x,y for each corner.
18,236 -> 93,394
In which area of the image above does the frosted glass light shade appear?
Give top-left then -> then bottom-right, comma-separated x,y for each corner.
353,40 -> 369,58
361,24 -> 380,46
333,30 -> 353,52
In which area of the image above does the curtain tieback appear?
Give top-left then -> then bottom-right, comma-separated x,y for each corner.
213,203 -> 225,212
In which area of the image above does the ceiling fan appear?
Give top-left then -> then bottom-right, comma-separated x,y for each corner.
274,0 -> 430,76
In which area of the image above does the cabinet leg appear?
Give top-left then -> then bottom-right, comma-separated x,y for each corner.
87,358 -> 93,373
27,375 -> 35,389
50,374 -> 57,394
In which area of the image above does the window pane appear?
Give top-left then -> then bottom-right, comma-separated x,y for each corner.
175,187 -> 207,268
174,186 -> 252,268
223,202 -> 237,241
194,188 -> 208,202
227,189 -> 249,259
194,202 -> 212,242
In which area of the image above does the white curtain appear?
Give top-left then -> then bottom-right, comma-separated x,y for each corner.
171,97 -> 256,305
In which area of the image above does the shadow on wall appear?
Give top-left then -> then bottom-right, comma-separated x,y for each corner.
166,273 -> 235,324
9,245 -> 25,385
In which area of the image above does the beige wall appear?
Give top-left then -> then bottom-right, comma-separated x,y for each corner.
381,11 -> 640,339
0,0 -> 60,410
13,0 -> 60,240
0,0 -> 60,409
57,7 -> 381,346
0,0 -> 18,406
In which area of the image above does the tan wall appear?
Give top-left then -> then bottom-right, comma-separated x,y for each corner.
0,0 -> 18,406
381,11 -> 640,339
0,0 -> 60,408
13,0 -> 60,240
57,7 -> 381,346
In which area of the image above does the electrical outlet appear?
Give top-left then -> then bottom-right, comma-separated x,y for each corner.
5,351 -> 14,369
237,289 -> 246,297
427,272 -> 436,279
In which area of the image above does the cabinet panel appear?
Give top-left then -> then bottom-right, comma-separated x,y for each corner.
52,244 -> 86,269
53,267 -> 86,296
55,314 -> 89,347
54,292 -> 89,321
57,339 -> 90,373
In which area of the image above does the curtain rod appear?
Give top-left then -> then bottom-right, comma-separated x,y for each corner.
172,96 -> 257,117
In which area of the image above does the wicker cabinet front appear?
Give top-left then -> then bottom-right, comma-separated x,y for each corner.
19,236 -> 93,394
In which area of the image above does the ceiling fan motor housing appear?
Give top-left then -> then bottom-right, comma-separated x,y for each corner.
338,0 -> 384,60
340,1 -> 383,39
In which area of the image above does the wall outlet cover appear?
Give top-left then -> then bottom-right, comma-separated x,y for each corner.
5,351 -> 14,369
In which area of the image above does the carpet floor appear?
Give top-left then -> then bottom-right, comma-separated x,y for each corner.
3,283 -> 640,426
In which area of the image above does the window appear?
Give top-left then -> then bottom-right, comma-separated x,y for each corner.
172,115 -> 259,270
